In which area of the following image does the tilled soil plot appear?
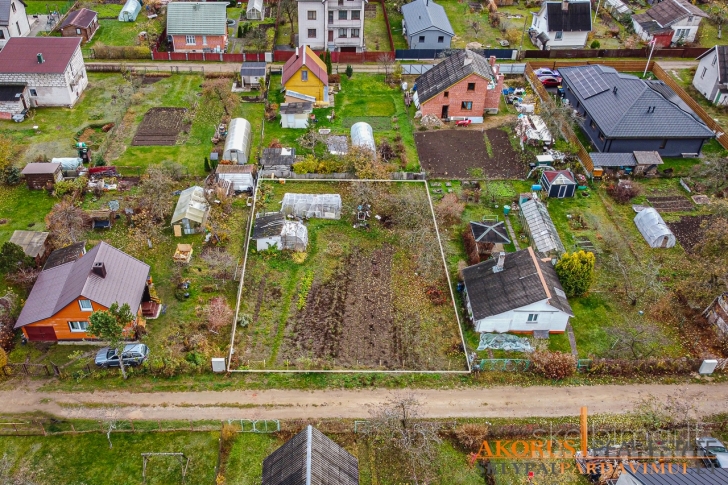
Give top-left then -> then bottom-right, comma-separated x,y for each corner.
667,215 -> 712,252
278,245 -> 399,368
132,107 -> 187,146
647,196 -> 694,213
415,129 -> 527,179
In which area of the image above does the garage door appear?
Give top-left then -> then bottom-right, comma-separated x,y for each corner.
24,326 -> 57,342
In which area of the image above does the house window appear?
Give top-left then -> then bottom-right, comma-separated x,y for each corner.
701,66 -> 707,79
339,10 -> 347,20
185,35 -> 196,45
555,31 -> 563,40
443,91 -> 449,98
438,36 -> 444,43
0,30 -> 5,39
461,101 -> 473,110
599,132 -> 605,141
29,88 -> 37,96
301,70 -> 308,81
527,314 -> 538,322
713,55 -> 718,66
79,299 -> 93,311
307,10 -> 316,20
352,10 -> 360,20
68,321 -> 88,333
351,28 -> 360,37
339,28 -> 347,37
467,82 -> 476,91
11,2 -> 16,13
660,139 -> 667,149
76,28 -> 81,35
338,0 -> 343,4
590,120 -> 596,130
328,11 -> 334,23
308,28 -> 316,38
418,35 -> 425,43
688,15 -> 694,22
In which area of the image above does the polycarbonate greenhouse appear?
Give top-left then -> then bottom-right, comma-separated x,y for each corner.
281,193 -> 342,220
634,208 -> 676,248
118,0 -> 141,22
519,198 -> 565,258
223,118 -> 252,164
350,122 -> 376,152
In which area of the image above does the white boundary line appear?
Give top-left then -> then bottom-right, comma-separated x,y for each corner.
227,177 -> 471,374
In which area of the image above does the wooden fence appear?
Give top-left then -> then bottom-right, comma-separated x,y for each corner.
2,363 -> 59,377
524,63 -> 594,173
523,47 -> 709,59
526,59 -> 655,71
652,63 -> 728,150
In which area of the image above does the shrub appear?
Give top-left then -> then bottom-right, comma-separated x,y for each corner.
555,251 -> 595,297
329,73 -> 341,83
531,351 -> 576,380
345,64 -> 353,78
0,347 -> 7,371
434,193 -> 465,227
237,25 -> 243,38
453,423 -> 489,452
590,39 -> 601,49
462,228 -> 480,265
204,297 -> 233,332
606,181 -> 640,203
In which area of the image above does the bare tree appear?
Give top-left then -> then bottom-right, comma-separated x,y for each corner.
201,248 -> 237,280
204,297 -> 233,332
606,252 -> 663,306
137,166 -> 175,222
632,390 -> 705,430
605,323 -> 670,359
377,53 -> 395,83
708,1 -> 728,39
45,199 -> 90,249
279,0 -> 297,46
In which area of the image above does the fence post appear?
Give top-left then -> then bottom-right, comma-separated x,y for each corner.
158,420 -> 162,431
130,420 -> 135,432
38,421 -> 46,436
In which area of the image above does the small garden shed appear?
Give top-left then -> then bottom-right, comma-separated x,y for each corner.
279,102 -> 312,129
240,62 -> 266,88
246,0 -> 265,21
350,122 -> 376,153
223,118 -> 252,164
281,193 -> 342,219
9,230 -> 51,263
540,170 -> 576,198
634,208 -> 676,248
215,164 -> 256,193
469,220 -> 511,256
171,186 -> 210,235
21,163 -> 62,190
118,0 -> 141,22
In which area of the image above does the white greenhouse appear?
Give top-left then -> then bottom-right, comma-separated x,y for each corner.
350,122 -> 376,153
519,198 -> 565,257
280,220 -> 308,251
281,193 -> 342,220
246,0 -> 264,20
634,208 -> 676,248
223,118 -> 252,164
171,186 -> 210,235
119,0 -> 141,22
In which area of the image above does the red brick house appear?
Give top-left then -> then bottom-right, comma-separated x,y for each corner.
59,8 -> 98,43
414,50 -> 504,122
166,2 -> 228,53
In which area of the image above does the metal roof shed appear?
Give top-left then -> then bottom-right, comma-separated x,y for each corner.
215,164 -> 256,192
519,198 -> 565,257
223,118 -> 252,164
281,193 -> 342,220
246,0 -> 264,20
350,122 -> 376,153
634,208 -> 675,248
9,230 -> 50,258
171,186 -> 210,235
118,0 -> 141,22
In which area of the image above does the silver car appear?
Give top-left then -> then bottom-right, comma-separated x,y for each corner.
696,436 -> 728,468
95,344 -> 149,368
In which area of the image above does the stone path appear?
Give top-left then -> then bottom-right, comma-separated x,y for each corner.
504,215 -> 520,249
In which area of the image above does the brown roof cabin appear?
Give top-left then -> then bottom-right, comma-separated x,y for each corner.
21,163 -> 62,190
59,8 -> 99,43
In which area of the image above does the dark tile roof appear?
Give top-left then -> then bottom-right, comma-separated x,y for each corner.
590,152 -> 636,167
632,15 -> 673,34
559,65 -> 714,139
697,45 -> 728,84
252,213 -> 285,239
645,79 -> 702,123
240,62 -> 266,77
280,102 -> 313,114
623,468 -> 728,485
60,8 -> 97,29
16,242 -> 149,328
43,241 -> 86,270
462,247 -> 572,320
261,148 -> 296,168
415,50 -> 495,104
640,0 -> 707,27
0,38 -> 81,74
0,84 -> 26,102
0,0 -> 26,27
262,425 -> 359,485
282,46 -> 328,87
401,0 -> 454,36
470,221 -> 511,245
545,1 -> 592,32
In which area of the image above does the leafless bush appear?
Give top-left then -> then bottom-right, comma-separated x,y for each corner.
453,423 -> 489,452
204,297 -> 233,332
462,228 -> 480,266
606,181 -> 640,203
434,193 -> 465,227
137,166 -> 176,222
45,199 -> 91,249
5,267 -> 40,292
530,351 -> 576,380
201,248 -> 236,280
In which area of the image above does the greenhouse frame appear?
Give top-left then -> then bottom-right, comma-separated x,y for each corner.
634,208 -> 676,248
118,0 -> 141,22
281,193 -> 342,220
350,122 -> 376,153
246,0 -> 265,20
223,118 -> 252,164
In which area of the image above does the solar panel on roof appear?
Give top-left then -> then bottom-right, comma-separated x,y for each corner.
569,66 -> 610,99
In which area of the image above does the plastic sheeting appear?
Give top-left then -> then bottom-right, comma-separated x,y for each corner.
51,157 -> 83,171
223,118 -> 253,164
281,193 -> 342,220
477,333 -> 534,352
350,122 -> 376,152
634,207 -> 676,248
119,0 -> 141,22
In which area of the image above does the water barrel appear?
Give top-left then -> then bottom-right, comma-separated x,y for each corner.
503,205 -> 511,215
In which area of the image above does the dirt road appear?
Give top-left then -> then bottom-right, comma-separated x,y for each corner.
2,383 -> 726,420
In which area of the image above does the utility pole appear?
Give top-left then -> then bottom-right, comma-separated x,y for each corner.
518,15 -> 529,60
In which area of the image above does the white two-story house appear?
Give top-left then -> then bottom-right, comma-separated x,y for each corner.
530,0 -> 592,50
0,0 -> 31,49
297,0 -> 367,53
693,45 -> 728,106
632,0 -> 708,45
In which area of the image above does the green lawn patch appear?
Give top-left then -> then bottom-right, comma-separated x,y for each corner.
88,18 -> 163,48
23,0 -> 73,15
364,3 -> 394,51
341,116 -> 392,130
91,3 -> 123,18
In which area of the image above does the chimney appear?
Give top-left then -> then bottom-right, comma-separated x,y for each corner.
37,53 -> 44,64
92,262 -> 107,278
489,55 -> 496,67
302,45 -> 306,63
561,0 -> 569,11
492,252 -> 506,273
295,46 -> 299,58
613,86 -> 618,95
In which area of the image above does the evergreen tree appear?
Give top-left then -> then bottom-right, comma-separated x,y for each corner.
345,64 -> 353,78
204,156 -> 211,172
554,251 -> 596,297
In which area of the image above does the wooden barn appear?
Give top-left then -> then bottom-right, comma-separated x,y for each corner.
21,163 -> 62,190
540,170 -> 576,198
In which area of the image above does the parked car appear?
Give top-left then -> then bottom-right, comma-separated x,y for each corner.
539,76 -> 562,87
696,437 -> 728,468
95,343 -> 150,368
534,68 -> 560,78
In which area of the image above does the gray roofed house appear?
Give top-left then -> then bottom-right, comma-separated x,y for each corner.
530,0 -> 592,50
262,425 -> 359,485
693,45 -> 728,106
414,49 -> 496,105
519,198 -> 565,258
261,148 -> 296,169
0,0 -> 30,48
401,0 -> 454,49
462,247 -> 573,334
43,241 -> 86,270
632,0 -> 708,44
560,65 -> 714,157
615,467 -> 728,485
240,62 -> 266,87
15,242 -> 150,341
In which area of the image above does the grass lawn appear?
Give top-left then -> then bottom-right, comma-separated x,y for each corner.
0,431 -> 219,484
88,3 -> 123,18
667,69 -> 728,130
364,3 -> 396,51
266,73 -> 420,171
88,17 -> 163,48
386,10 -> 408,50
276,17 -> 296,46
23,0 -> 72,15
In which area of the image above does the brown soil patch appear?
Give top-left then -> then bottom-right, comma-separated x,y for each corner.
132,107 -> 187,146
278,245 -> 400,368
647,196 -> 694,213
666,215 -> 712,252
415,128 -> 527,179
